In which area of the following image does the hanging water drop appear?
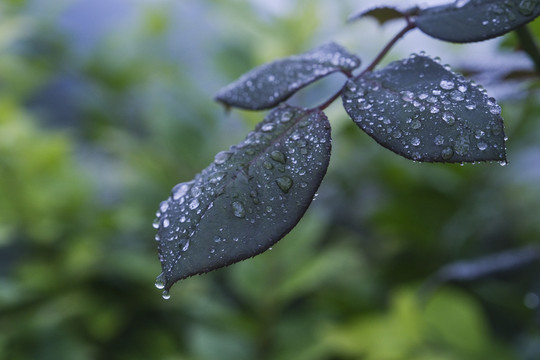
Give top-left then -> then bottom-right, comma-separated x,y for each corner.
155,273 -> 165,289
162,290 -> 171,300
276,176 -> 293,193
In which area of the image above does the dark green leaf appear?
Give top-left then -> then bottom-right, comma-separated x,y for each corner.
341,54 -> 507,163
416,0 -> 540,43
154,105 -> 331,294
215,42 -> 361,110
348,6 -> 419,25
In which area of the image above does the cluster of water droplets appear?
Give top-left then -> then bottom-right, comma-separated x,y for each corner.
153,104 -> 331,297
342,53 -> 506,163
215,42 -> 360,110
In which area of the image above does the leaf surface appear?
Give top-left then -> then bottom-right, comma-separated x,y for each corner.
154,105 -> 331,293
342,54 -> 506,163
416,0 -> 540,43
215,42 -> 360,110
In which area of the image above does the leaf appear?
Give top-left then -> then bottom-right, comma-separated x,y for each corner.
416,0 -> 540,43
215,42 -> 361,110
348,6 -> 419,25
341,53 -> 507,163
153,105 -> 331,293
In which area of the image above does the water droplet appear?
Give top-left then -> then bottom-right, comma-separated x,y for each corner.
189,199 -> 200,210
270,150 -> 287,164
441,147 -> 454,160
454,135 -> 470,156
411,137 -> 421,146
440,79 -> 455,90
276,176 -> 293,193
281,110 -> 293,122
430,106 -> 440,114
489,104 -> 502,115
474,130 -> 485,139
401,91 -> 414,102
155,273 -> 165,289
172,183 -> 190,200
434,135 -> 445,146
499,160 -> 508,166
155,234 -> 161,241
392,130 -> 403,139
518,0 -> 536,15
261,123 -> 274,132
465,102 -> 477,110
232,201 -> 246,218
411,119 -> 421,129
214,150 -> 233,165
159,201 -> 169,213
163,218 -> 170,228
182,239 -> 190,252
162,290 -> 171,300
152,218 -> 160,229
477,142 -> 488,151
450,90 -> 465,101
263,161 -> 273,170
442,112 -> 456,125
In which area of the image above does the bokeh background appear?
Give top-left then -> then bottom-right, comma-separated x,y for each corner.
1,0 -> 540,359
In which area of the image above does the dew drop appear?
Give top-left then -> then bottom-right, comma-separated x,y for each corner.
411,137 -> 421,146
263,161 -> 274,170
434,135 -> 445,146
214,150 -> 233,165
477,142 -> 488,151
441,147 -> 454,160
159,201 -> 169,213
162,290 -> 171,300
489,104 -> 502,115
232,201 -> 246,218
276,176 -> 293,193
182,239 -> 190,252
281,110 -> 293,122
163,218 -> 170,228
270,150 -> 287,164
155,273 -> 165,289
518,0 -> 536,15
392,130 -> 403,139
152,218 -> 160,229
442,112 -> 456,125
474,130 -> 485,139
172,183 -> 190,200
454,135 -> 470,156
440,79 -> 455,90
401,91 -> 414,102
411,119 -> 421,129
465,102 -> 477,110
189,199 -> 200,210
450,91 -> 465,101
261,123 -> 274,132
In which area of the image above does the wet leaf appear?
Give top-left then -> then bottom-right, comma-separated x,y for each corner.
215,42 -> 360,110
341,53 -> 506,163
154,105 -> 331,293
348,6 -> 419,25
416,0 -> 540,43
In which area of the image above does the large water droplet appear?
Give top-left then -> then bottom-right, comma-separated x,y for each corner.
155,273 -> 165,289
440,79 -> 455,90
454,135 -> 470,156
477,142 -> 488,151
270,150 -> 287,164
162,290 -> 171,300
159,201 -> 169,213
518,0 -> 536,15
214,150 -> 233,165
261,123 -> 274,132
434,135 -> 445,146
442,112 -> 456,125
441,147 -> 454,160
189,199 -> 200,210
172,183 -> 190,200
162,218 -> 170,228
232,201 -> 246,218
276,176 -> 293,193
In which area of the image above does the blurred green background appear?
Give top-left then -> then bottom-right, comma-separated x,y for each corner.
1,0 -> 540,359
